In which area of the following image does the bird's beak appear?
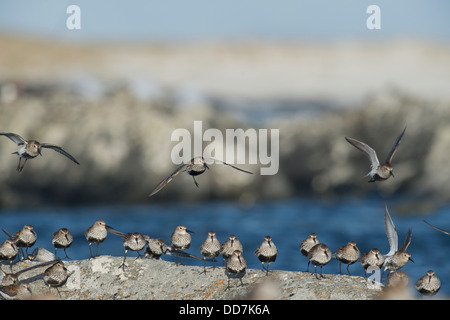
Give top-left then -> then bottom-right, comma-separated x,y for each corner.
390,171 -> 395,178
38,149 -> 42,156
205,163 -> 210,170
186,229 -> 194,234
409,257 -> 414,263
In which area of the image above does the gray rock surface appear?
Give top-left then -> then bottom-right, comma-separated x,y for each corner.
2,256 -> 381,300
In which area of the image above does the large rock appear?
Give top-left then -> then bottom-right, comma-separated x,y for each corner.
2,256 -> 381,300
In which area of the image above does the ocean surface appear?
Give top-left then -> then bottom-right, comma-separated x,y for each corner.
1,196 -> 449,298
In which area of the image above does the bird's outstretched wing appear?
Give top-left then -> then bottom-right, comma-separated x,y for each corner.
14,260 -> 60,276
0,133 -> 27,145
1,228 -> 13,239
165,246 -> 204,260
203,157 -> 253,174
384,203 -> 398,257
384,126 -> 406,165
399,228 -> 412,252
148,163 -> 190,197
106,227 -> 126,237
40,143 -> 80,165
345,137 -> 380,170
424,220 -> 450,236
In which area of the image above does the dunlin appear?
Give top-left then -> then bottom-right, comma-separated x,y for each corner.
415,270 -> 440,298
148,156 -> 252,197
43,261 -> 71,297
170,225 -> 194,265
0,238 -> 18,270
345,126 -> 406,182
360,248 -> 384,278
51,228 -> 73,260
2,225 -> 37,259
308,243 -> 332,279
220,234 -> 243,265
144,237 -> 168,259
299,233 -> 319,272
383,203 -> 414,274
225,250 -> 247,289
199,231 -> 221,273
334,241 -> 360,276
84,220 -> 114,258
108,229 -> 146,270
254,236 -> 278,276
0,132 -> 80,172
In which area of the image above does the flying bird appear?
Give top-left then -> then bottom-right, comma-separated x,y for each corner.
383,203 -> 414,273
148,156 -> 252,197
0,132 -> 80,172
345,126 -> 406,182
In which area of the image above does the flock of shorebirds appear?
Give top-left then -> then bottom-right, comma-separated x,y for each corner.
0,128 -> 448,299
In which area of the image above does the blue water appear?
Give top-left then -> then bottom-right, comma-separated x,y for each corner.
1,197 -> 449,298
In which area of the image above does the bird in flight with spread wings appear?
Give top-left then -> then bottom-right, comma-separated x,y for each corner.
0,132 -> 80,172
148,156 -> 252,197
345,126 -> 406,182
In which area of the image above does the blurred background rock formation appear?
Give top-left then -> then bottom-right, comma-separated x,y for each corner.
1,35 -> 449,208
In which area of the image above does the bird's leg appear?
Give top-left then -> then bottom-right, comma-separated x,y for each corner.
63,248 -> 71,260
17,158 -> 27,172
96,242 -> 100,257
193,176 -> 199,188
88,244 -> 94,259
119,251 -> 128,270
200,258 -> 207,275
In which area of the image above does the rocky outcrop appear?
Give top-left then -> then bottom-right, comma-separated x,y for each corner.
2,257 -> 381,300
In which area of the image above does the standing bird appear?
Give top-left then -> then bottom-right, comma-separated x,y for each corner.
51,228 -> 73,260
144,237 -> 168,260
299,233 -> 320,272
2,225 -> 37,259
108,230 -> 146,270
254,236 -> 278,276
225,250 -> 247,289
383,203 -> 414,274
334,241 -> 360,276
0,239 -> 18,271
345,126 -> 406,182
220,234 -> 244,265
0,132 -> 80,172
170,225 -> 194,265
43,261 -> 71,297
360,248 -> 385,278
199,231 -> 221,274
148,156 -> 252,197
84,220 -> 115,258
308,243 -> 332,279
415,270 -> 441,298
